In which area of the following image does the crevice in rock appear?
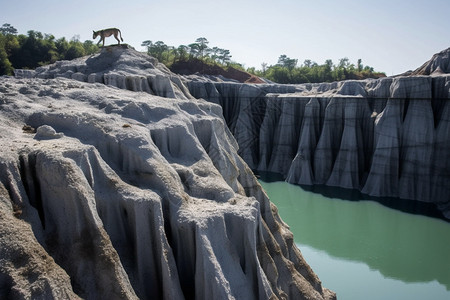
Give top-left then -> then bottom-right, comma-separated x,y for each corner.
402,98 -> 410,122
0,271 -> 12,299
18,153 -> 45,229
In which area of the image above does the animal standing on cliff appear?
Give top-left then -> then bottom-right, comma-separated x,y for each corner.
92,28 -> 123,47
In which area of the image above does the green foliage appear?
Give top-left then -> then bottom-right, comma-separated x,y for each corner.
226,61 -> 245,71
0,26 -> 20,75
176,45 -> 189,61
0,35 -> 14,75
277,54 -> 297,71
0,25 -> 99,75
82,40 -> 98,55
0,23 -> 18,35
139,37 -> 385,83
266,65 -> 290,83
65,42 -> 85,60
195,37 -> 209,59
141,37 -> 234,69
250,55 -> 385,83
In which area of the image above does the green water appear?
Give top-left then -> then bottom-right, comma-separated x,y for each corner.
260,180 -> 450,300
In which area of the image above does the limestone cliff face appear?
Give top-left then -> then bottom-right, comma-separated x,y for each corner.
0,72 -> 335,299
187,76 -> 450,218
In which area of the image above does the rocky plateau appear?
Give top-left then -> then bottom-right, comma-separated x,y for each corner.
1,45 -> 336,299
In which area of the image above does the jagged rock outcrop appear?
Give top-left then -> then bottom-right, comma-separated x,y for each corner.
410,47 -> 450,75
0,74 -> 335,299
187,75 -> 450,218
14,44 -> 193,100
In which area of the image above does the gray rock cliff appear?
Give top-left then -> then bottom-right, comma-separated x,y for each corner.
187,74 -> 450,219
1,47 -> 335,300
410,47 -> 450,75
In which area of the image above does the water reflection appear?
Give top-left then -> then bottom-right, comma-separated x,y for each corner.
260,180 -> 450,290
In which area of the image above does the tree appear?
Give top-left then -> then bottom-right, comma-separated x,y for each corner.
277,54 -> 288,66
141,40 -> 155,57
188,43 -> 200,58
42,34 -> 58,63
55,37 -> 69,58
0,34 -> 14,75
261,62 -> 267,76
143,37 -> 384,82
210,46 -> 221,62
277,54 -> 297,71
153,41 -> 168,61
338,57 -> 350,69
65,41 -> 85,60
166,46 -> 175,63
82,40 -> 99,55
0,27 -> 100,74
267,65 -> 290,83
171,46 -> 179,63
218,49 -> 231,64
0,24 -> 17,35
1,31 -> 19,56
141,40 -> 153,48
357,58 -> 363,72
11,30 -> 51,68
195,37 -> 209,59
363,65 -> 374,73
142,40 -> 169,61
177,45 -> 189,60
264,55 -> 384,84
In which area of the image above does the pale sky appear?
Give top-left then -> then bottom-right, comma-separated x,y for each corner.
1,0 -> 449,75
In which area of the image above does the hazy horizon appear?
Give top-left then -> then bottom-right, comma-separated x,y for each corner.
2,0 -> 449,75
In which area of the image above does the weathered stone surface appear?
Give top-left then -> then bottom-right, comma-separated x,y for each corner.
188,75 -> 450,218
22,45 -> 193,100
0,74 -> 335,299
410,47 -> 450,75
0,183 -> 81,300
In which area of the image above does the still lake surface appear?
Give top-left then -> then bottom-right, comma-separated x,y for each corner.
259,180 -> 450,300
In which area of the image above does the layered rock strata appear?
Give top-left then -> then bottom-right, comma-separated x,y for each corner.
187,76 -> 450,218
15,45 -> 449,215
0,76 -> 335,299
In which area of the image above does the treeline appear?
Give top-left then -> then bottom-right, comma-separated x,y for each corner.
141,37 -> 385,83
141,37 -> 234,67
0,24 -> 99,75
249,55 -> 386,83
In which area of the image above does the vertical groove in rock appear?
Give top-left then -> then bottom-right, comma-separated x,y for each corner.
313,98 -> 345,184
286,97 -> 321,185
190,74 -> 450,218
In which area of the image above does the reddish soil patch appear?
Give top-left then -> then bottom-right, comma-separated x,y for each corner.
170,59 -> 265,84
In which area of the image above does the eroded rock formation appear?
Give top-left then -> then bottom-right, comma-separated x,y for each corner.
0,72 -> 335,299
4,45 -> 449,299
409,47 -> 450,76
187,75 -> 450,218
14,44 -> 193,100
